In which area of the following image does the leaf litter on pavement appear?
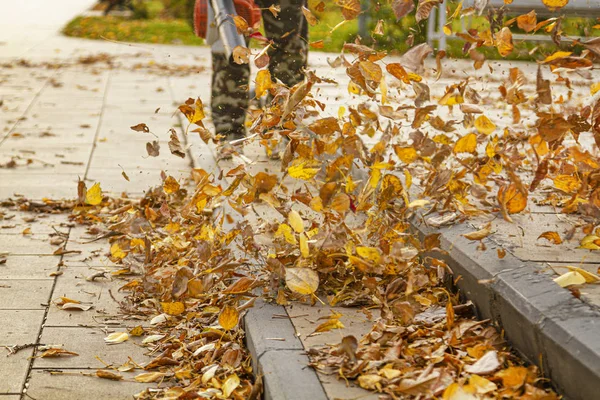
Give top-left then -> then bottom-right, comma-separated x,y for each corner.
2,1 -> 600,399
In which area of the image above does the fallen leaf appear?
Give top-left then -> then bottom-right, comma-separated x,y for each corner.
463,222 -> 492,241
219,305 -> 239,330
464,350 -> 500,374
96,369 -> 123,380
85,183 -> 102,206
161,301 -> 185,316
40,348 -> 79,358
538,231 -> 562,245
104,332 -> 129,344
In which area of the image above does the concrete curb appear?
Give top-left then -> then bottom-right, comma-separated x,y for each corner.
243,300 -> 328,400
410,217 -> 600,400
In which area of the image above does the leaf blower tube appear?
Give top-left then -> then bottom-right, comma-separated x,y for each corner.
209,0 -> 246,61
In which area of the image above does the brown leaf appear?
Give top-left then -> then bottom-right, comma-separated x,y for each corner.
337,0 -> 361,20
96,369 -> 123,381
392,0 -> 415,20
416,0 -> 442,23
146,141 -> 160,157
40,348 -> 79,358
462,222 -> 492,241
301,6 -> 318,26
168,129 -> 186,158
232,46 -> 251,65
130,123 -> 149,133
517,11 -> 537,33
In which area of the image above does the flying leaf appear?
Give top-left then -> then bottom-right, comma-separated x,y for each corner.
232,46 -> 251,64
285,267 -> 319,295
232,15 -> 248,34
301,6 -> 318,26
474,115 -> 496,135
337,0 -> 361,20
542,0 -> 568,11
496,27 -> 514,57
178,97 -> 205,124
168,130 -> 185,158
163,176 -> 180,194
416,0 -> 442,23
394,146 -> 418,164
85,182 -> 102,206
255,69 -> 272,98
517,11 -> 537,33
219,305 -> 239,330
146,141 -> 160,157
453,133 -> 477,154
130,123 -> 149,133
554,175 -> 580,193
161,301 -> 185,316
104,332 -> 129,344
288,158 -> 321,180
392,0 -> 415,19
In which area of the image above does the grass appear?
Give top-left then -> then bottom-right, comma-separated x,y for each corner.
63,16 -> 204,46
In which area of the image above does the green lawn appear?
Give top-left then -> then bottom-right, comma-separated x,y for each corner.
63,16 -> 205,46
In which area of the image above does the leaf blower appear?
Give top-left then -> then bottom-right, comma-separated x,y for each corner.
193,0 -> 261,60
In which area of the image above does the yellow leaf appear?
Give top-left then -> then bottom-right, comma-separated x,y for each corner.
495,27 -> 513,57
85,182 -> 102,205
554,271 -> 586,287
542,51 -> 572,63
275,223 -> 297,245
129,326 -> 144,336
554,175 -> 580,193
579,235 -> 600,250
134,372 -> 165,383
591,82 -> 600,96
104,332 -> 129,344
462,222 -> 492,241
255,69 -> 272,98
356,246 -> 381,264
300,233 -> 310,258
288,158 -> 321,180
542,0 -> 568,11
110,242 -> 127,259
222,374 -> 241,397
474,115 -> 496,135
163,176 -> 180,194
408,199 -> 430,209
313,318 -> 345,334
161,301 -> 185,316
394,146 -> 418,163
218,305 -> 239,330
466,375 -> 497,395
288,209 -> 304,233
178,97 -> 205,124
232,15 -> 248,33
565,266 -> 600,283
285,267 -> 319,295
453,133 -> 477,154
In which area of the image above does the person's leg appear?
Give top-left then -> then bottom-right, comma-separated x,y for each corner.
211,52 -> 250,140
256,0 -> 308,88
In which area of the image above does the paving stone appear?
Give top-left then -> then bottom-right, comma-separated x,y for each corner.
0,310 -> 45,344
0,233 -> 60,255
45,265 -> 132,327
0,347 -> 34,394
0,173 -> 80,200
0,256 -> 59,279
33,327 -> 150,369
285,302 -> 375,350
492,213 -> 600,264
26,369 -> 150,400
0,212 -> 72,235
0,280 -> 53,309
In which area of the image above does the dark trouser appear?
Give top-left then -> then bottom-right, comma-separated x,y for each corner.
211,0 -> 308,138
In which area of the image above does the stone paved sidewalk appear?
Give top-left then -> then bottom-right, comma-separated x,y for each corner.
2,1 -> 600,399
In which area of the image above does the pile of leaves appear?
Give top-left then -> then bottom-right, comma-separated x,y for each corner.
4,0 -> 600,399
